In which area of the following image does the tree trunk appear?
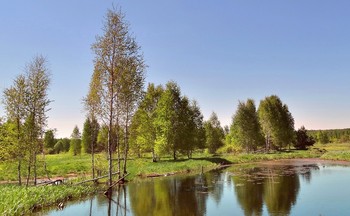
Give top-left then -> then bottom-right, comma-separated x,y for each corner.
34,151 -> 37,185
91,139 -> 95,180
108,125 -> 113,187
266,134 -> 270,152
123,111 -> 129,176
152,150 -> 157,162
17,118 -> 22,186
117,122 -> 121,180
26,154 -> 31,187
18,160 -> 21,186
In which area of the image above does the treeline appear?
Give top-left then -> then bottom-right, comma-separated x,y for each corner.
308,128 -> 350,144
224,96 -> 315,153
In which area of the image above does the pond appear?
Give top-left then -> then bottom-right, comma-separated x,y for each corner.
43,159 -> 350,216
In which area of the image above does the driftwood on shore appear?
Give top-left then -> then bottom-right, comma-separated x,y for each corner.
37,179 -> 64,186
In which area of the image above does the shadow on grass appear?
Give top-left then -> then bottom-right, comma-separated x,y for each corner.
192,157 -> 232,165
154,156 -> 232,165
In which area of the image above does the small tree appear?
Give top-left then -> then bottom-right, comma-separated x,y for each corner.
204,112 -> 224,154
44,129 -> 55,153
81,118 -> 92,154
54,140 -> 64,154
70,126 -> 81,156
294,126 -> 315,150
62,138 -> 70,152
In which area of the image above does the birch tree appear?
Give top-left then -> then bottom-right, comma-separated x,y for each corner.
2,74 -> 26,185
258,95 -> 295,151
129,83 -> 163,161
24,55 -> 51,186
87,8 -> 145,186
204,112 -> 224,154
230,99 -> 264,152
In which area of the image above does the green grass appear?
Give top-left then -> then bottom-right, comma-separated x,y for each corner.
314,142 -> 350,161
223,149 -> 323,164
0,147 -> 338,182
0,184 -> 97,216
0,153 -> 94,181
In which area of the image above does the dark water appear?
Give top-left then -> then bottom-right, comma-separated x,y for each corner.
44,159 -> 350,216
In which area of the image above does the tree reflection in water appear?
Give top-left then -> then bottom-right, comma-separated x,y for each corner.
231,163 -> 319,216
46,161 -> 327,216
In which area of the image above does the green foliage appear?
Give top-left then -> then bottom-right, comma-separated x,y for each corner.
154,81 -> 182,159
97,125 -> 108,152
53,140 -> 64,154
130,83 -> 164,159
317,131 -> 330,144
151,81 -> 207,160
294,126 -> 315,150
204,112 -> 224,154
0,120 -> 17,161
308,129 -> 350,144
230,99 -> 264,152
61,138 -> 70,152
69,126 -> 81,156
81,117 -> 99,154
44,129 -> 55,152
258,95 -> 295,150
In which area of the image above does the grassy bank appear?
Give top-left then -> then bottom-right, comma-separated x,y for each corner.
315,142 -> 350,161
0,145 -> 345,182
0,184 -> 97,216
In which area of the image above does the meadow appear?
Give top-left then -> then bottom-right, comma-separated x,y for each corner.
0,144 -> 340,183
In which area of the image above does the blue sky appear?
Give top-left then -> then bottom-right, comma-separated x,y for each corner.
1,1 -> 350,138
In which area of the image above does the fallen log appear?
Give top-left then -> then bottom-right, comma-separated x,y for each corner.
74,172 -> 119,185
108,173 -> 130,189
37,179 -> 64,186
104,173 -> 130,197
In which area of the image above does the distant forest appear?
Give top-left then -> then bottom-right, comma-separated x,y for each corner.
308,128 -> 350,144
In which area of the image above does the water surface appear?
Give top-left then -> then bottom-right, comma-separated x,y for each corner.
44,159 -> 350,216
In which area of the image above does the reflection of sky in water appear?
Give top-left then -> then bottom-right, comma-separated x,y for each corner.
293,166 -> 350,216
45,161 -> 350,216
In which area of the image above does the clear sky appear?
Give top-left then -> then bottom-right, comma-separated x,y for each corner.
1,1 -> 350,138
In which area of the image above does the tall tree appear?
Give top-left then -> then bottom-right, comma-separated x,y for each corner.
70,126 -> 81,156
204,112 -> 224,154
154,81 -> 182,160
88,7 -> 146,185
23,55 -> 51,186
230,99 -> 264,152
177,98 -> 206,158
119,49 -> 145,175
2,74 -> 26,185
258,95 -> 295,151
129,83 -> 163,161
